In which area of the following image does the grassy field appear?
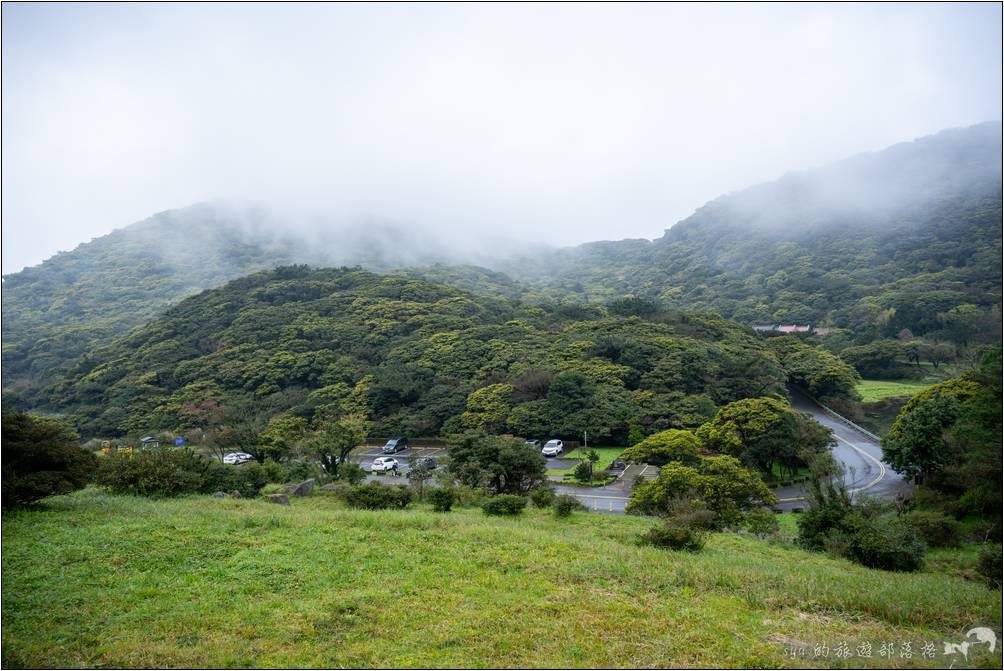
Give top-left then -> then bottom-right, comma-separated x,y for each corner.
856,379 -> 931,403
3,489 -> 1001,669
563,446 -> 625,471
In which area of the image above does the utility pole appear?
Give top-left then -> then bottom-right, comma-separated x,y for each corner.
583,430 -> 588,450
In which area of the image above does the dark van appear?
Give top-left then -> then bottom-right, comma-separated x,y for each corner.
381,437 -> 409,454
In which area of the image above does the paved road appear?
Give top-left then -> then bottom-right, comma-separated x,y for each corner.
775,388 -> 911,511
348,399 -> 912,513
552,464 -> 659,514
555,392 -> 913,514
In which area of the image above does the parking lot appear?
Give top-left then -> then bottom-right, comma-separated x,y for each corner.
350,445 -> 448,474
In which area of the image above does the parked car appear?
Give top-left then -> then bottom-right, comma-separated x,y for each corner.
609,459 -> 627,471
223,452 -> 254,465
370,457 -> 399,473
382,437 -> 409,454
525,439 -> 541,450
541,439 -> 564,457
413,456 -> 438,470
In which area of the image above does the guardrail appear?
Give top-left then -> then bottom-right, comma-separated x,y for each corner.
791,385 -> 882,443
814,401 -> 882,443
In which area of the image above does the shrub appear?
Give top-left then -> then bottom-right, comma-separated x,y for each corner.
909,487 -> 967,519
573,462 -> 593,482
343,482 -> 412,510
976,545 -> 1002,589
96,448 -> 271,499
744,508 -> 780,537
902,510 -> 962,548
428,488 -> 456,512
481,494 -> 528,516
553,494 -> 583,517
1,411 -> 98,507
260,459 -> 287,484
639,522 -> 707,552
337,462 -> 367,485
797,479 -> 855,551
222,462 -> 270,498
97,448 -> 208,498
452,484 -> 486,508
798,479 -> 926,571
530,487 -> 556,508
285,460 -> 321,482
665,498 -> 717,530
845,514 -> 926,572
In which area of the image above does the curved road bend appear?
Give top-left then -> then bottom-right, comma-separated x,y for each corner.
555,390 -> 912,514
771,388 -> 911,511
353,394 -> 912,515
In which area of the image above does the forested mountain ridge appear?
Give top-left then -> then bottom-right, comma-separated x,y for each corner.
500,122 -> 1003,342
28,266 -> 857,443
3,122 -> 1000,390
1,205 -> 537,388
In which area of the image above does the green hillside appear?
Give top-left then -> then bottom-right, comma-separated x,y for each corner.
26,266 -> 858,443
3,123 -> 1000,392
500,123 -> 1003,343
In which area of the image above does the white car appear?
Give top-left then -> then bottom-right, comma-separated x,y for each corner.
370,457 -> 399,473
223,452 -> 254,465
541,439 -> 564,457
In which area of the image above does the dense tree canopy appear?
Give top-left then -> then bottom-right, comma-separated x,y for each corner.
883,350 -> 1001,519
16,267 -> 830,449
697,397 -> 834,478
626,455 -> 776,526
4,123 -> 999,394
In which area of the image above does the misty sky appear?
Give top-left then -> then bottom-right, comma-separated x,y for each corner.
2,3 -> 1001,272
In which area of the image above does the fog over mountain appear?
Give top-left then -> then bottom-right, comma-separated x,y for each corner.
2,3 -> 1001,271
3,121 -> 1000,394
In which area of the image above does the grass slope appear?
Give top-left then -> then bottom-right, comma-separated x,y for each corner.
3,490 -> 1001,668
856,380 -> 931,403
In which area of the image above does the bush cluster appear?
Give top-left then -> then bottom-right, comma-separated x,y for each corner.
530,487 -> 556,509
902,510 -> 962,548
481,494 -> 527,516
743,508 -> 780,537
639,522 -> 707,552
336,462 -> 367,485
428,488 -> 456,512
798,484 -> 926,571
2,411 -> 98,507
638,498 -> 713,551
976,545 -> 1002,589
285,459 -> 323,483
843,515 -> 927,572
552,494 -> 584,518
342,482 -> 412,510
665,498 -> 716,530
96,449 -> 270,498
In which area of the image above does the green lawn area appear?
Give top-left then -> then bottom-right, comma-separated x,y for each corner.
3,489 -> 1000,668
562,446 -> 625,471
856,379 -> 931,403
